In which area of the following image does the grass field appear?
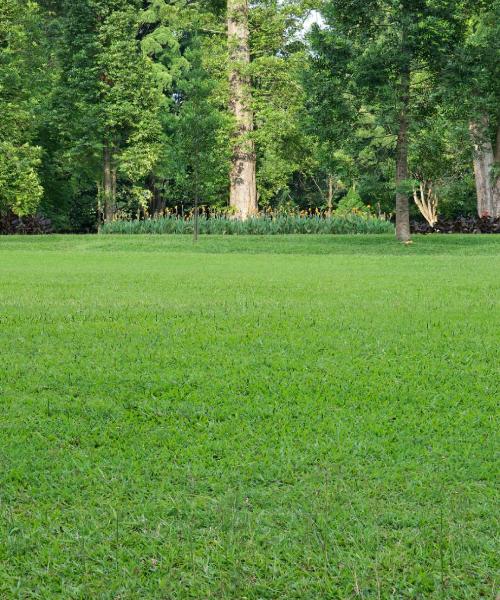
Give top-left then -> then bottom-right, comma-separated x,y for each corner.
0,234 -> 498,599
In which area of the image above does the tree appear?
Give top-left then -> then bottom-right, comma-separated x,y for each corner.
0,0 -> 43,217
137,0 -> 231,214
408,108 -> 475,221
227,0 -> 257,218
311,0 -> 465,240
470,118 -> 500,218
99,4 -> 164,221
250,0 -> 312,208
44,0 -> 165,224
158,39 -> 231,213
458,1 -> 500,218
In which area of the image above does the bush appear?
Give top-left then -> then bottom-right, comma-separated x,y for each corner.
411,216 -> 500,234
335,187 -> 372,216
0,143 -> 43,217
101,214 -> 394,235
0,212 -> 53,235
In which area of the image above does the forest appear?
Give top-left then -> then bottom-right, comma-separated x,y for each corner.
1,0 -> 499,241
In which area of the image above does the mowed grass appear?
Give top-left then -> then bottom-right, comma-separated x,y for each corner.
0,234 -> 498,599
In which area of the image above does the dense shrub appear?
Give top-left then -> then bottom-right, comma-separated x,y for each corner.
0,212 -> 53,235
101,214 -> 394,235
335,187 -> 372,216
411,216 -> 500,234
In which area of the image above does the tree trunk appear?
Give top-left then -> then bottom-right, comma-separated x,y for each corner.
469,117 -> 499,218
147,174 -> 163,216
227,0 -> 257,219
496,122 -> 500,164
111,166 -> 117,211
395,61 -> 411,242
327,175 -> 334,216
96,182 -> 102,227
413,181 -> 438,226
493,122 -> 500,218
103,140 -> 114,223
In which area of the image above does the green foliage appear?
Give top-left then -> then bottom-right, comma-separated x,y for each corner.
445,0 -> 499,119
100,213 -> 393,234
99,6 -> 164,183
335,186 -> 372,216
157,38 -> 231,208
0,234 -> 498,597
1,0 -> 497,226
250,2 -> 313,204
306,0 -> 473,218
0,0 -> 44,216
0,143 -> 43,217
39,0 -> 168,223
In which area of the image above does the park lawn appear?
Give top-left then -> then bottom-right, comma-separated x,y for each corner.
0,234 -> 498,599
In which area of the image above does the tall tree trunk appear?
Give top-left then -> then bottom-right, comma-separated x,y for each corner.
470,117 -> 497,218
496,122 -> 500,164
395,61 -> 411,242
103,140 -> 114,223
227,0 -> 257,219
493,122 -> 500,218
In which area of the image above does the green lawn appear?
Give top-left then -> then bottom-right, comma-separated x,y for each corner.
0,234 -> 498,599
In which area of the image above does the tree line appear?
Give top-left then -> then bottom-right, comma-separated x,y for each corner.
1,0 -> 499,239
